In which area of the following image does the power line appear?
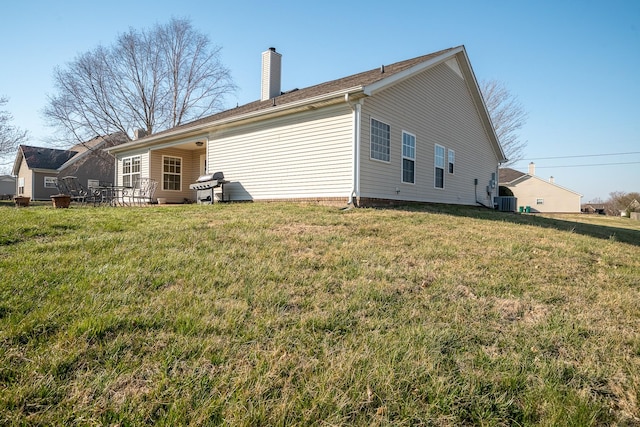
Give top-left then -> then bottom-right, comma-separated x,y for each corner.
526,151 -> 640,160
512,161 -> 640,169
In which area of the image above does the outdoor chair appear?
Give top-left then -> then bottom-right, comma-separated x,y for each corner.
59,176 -> 100,205
130,178 -> 158,206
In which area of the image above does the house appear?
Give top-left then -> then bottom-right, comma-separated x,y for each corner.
0,175 -> 16,199
499,163 -> 582,213
107,46 -> 506,206
581,203 -> 606,215
12,133 -> 128,201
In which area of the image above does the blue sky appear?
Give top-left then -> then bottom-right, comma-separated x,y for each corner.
1,0 -> 638,202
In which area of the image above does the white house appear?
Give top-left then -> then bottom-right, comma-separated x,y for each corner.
107,46 -> 506,207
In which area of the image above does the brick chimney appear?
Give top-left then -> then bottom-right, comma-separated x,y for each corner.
528,162 -> 535,176
261,47 -> 282,101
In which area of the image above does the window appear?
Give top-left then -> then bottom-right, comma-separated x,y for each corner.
162,156 -> 182,191
448,149 -> 455,174
536,198 -> 544,205
370,118 -> 390,162
402,132 -> 416,183
434,144 -> 445,188
44,176 -> 57,188
123,156 -> 141,187
18,177 -> 25,195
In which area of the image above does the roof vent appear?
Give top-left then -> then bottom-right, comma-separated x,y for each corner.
261,47 -> 282,101
380,64 -> 385,73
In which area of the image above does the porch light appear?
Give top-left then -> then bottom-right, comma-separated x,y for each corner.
196,141 -> 204,147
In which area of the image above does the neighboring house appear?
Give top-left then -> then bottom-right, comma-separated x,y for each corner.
0,175 -> 16,199
12,133 -> 128,201
499,163 -> 582,213
581,204 -> 606,214
107,46 -> 506,206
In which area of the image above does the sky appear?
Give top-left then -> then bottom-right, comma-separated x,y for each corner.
1,0 -> 638,202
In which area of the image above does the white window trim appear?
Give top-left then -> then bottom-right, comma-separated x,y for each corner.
370,117 -> 391,163
434,144 -> 445,189
401,131 -> 416,184
44,176 -> 57,188
162,155 -> 182,192
122,155 -> 141,187
448,149 -> 455,174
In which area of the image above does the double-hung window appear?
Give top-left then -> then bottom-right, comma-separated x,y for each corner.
402,132 -> 416,184
434,144 -> 445,189
163,156 -> 182,191
370,118 -> 390,162
123,156 -> 141,187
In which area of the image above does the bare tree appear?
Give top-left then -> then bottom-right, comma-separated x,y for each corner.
44,18 -> 236,144
480,79 -> 528,166
606,191 -> 640,216
0,96 -> 29,161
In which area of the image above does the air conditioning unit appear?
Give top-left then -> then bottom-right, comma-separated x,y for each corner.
494,196 -> 517,212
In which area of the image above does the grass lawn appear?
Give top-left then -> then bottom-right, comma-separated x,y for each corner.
0,201 -> 638,425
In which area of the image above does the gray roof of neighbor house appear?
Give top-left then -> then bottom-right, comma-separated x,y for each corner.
499,168 -> 527,184
12,133 -> 129,175
19,145 -> 78,170
109,45 -> 505,163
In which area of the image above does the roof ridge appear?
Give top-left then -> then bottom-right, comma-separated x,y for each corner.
140,46 -> 461,139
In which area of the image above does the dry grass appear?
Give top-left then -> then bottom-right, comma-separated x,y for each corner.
0,202 -> 638,425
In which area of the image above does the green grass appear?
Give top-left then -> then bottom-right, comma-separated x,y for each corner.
1,202 -> 639,425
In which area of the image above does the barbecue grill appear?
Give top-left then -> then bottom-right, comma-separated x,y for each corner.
189,171 -> 228,204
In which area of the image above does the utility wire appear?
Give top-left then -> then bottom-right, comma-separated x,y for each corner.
525,151 -> 640,160
511,161 -> 640,169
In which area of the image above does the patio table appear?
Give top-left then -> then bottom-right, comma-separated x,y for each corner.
94,186 -> 133,206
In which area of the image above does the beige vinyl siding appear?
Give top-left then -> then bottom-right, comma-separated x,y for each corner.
16,157 -> 32,199
150,148 -> 203,203
506,178 -> 581,213
359,60 -> 499,206
209,104 -> 353,201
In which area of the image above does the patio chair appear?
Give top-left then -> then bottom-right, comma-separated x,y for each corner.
59,176 -> 99,205
130,178 -> 158,206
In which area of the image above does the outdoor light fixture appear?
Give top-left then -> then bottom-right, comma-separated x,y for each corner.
196,141 -> 204,147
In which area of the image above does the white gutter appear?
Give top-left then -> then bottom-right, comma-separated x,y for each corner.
345,94 -> 362,206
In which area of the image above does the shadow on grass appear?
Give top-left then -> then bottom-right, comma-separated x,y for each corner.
399,203 -> 640,247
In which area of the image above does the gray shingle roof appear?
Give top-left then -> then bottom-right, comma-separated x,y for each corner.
499,168 -> 526,184
149,46 -> 460,138
20,145 -> 78,170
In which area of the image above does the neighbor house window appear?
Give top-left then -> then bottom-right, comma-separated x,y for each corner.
123,156 -> 141,187
44,176 -> 57,188
448,149 -> 455,174
370,118 -> 390,162
18,177 -> 25,195
162,155 -> 182,191
402,131 -> 416,183
536,198 -> 544,205
434,144 -> 445,188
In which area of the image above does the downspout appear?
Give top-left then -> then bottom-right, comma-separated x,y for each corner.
345,93 -> 361,207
